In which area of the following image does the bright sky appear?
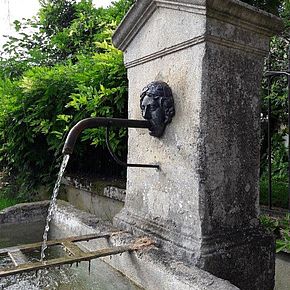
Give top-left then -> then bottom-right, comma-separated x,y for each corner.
0,0 -> 113,48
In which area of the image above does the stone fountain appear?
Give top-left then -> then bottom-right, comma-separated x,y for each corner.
0,1 -> 284,289
110,0 -> 283,289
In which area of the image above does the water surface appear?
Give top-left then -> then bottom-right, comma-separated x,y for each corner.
0,220 -> 142,290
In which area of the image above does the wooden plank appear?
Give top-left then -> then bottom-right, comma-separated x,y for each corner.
61,241 -> 86,256
0,244 -> 141,277
8,250 -> 28,267
0,232 -> 123,256
0,238 -> 154,278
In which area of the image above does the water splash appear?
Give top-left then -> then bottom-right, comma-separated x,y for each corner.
40,154 -> 70,261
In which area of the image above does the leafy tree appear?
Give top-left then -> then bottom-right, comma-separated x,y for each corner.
0,0 -> 134,199
0,0 -> 134,77
0,43 -> 127,198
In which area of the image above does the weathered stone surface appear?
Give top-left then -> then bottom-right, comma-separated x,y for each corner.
113,0 -> 283,54
0,201 -> 49,224
64,185 -> 124,221
275,253 -> 290,290
103,186 -> 126,202
112,0 -> 283,289
53,201 -> 239,290
62,176 -> 126,221
62,176 -> 126,201
0,200 -> 238,289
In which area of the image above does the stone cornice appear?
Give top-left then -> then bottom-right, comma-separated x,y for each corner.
124,35 -> 206,68
207,0 -> 283,37
112,0 -> 283,51
112,0 -> 155,52
123,34 -> 268,68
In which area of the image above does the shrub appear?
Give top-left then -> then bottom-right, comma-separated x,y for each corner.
0,0 -> 133,199
260,214 -> 290,253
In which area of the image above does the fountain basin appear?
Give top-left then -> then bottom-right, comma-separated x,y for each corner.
0,201 -> 141,290
0,201 -> 238,290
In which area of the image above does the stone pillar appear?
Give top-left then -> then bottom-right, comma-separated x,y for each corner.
112,1 -> 283,289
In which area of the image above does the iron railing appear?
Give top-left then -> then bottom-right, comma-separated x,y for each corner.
264,48 -> 290,210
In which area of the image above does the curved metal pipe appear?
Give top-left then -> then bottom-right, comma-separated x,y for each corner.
62,117 -> 151,155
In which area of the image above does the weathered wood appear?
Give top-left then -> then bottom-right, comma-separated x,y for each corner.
0,232 -> 121,256
8,250 -> 28,267
61,241 -> 86,256
0,238 -> 154,278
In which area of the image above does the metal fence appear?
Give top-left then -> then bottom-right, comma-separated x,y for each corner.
265,48 -> 290,210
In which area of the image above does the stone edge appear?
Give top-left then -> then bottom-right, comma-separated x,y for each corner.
123,33 -> 268,68
54,201 -> 239,290
62,176 -> 126,202
0,201 -> 49,224
112,0 -> 283,51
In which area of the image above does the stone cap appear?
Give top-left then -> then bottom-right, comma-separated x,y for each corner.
112,0 -> 283,51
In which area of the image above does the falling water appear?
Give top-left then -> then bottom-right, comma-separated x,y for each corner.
40,154 -> 70,261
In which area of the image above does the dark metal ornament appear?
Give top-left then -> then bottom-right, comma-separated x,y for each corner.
140,81 -> 175,137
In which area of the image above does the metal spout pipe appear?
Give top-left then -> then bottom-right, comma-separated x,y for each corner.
62,117 -> 151,155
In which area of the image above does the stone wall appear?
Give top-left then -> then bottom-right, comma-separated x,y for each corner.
62,176 -> 126,221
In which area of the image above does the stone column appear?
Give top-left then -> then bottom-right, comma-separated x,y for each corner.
112,1 -> 283,289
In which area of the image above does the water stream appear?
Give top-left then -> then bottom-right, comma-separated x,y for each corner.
0,153 -> 143,289
40,154 -> 70,261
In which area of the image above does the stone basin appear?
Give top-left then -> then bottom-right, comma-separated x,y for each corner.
0,201 -> 238,290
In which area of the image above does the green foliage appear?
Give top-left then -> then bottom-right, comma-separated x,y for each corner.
276,231 -> 290,252
241,0 -> 283,15
0,0 -> 134,76
260,214 -> 290,253
261,132 -> 288,179
0,197 -> 18,211
0,42 -> 127,198
39,0 -> 77,36
260,179 -> 288,208
260,132 -> 289,208
260,214 -> 279,231
258,1 -> 289,210
277,214 -> 290,253
0,0 -> 133,199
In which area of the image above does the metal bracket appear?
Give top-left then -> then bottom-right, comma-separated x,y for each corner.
105,126 -> 159,169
